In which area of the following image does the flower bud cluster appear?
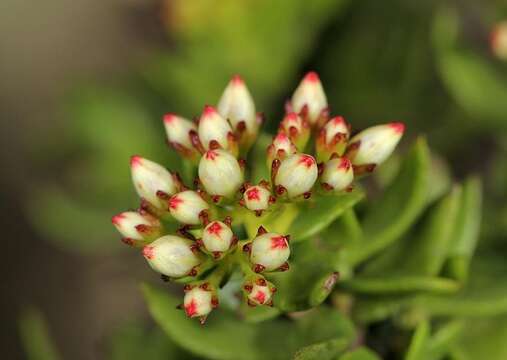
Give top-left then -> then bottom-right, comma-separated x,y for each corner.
112,72 -> 404,322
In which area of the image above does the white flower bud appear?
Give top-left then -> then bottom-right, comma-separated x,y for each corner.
491,21 -> 507,61
346,122 -> 405,171
111,211 -> 161,245
198,149 -> 244,198
169,190 -> 209,225
278,112 -> 310,151
243,185 -> 272,211
217,75 -> 258,139
163,113 -> 198,158
316,116 -> 350,161
244,277 -> 275,306
183,286 -> 215,319
266,132 -> 297,166
250,232 -> 290,272
142,235 -> 201,278
198,105 -> 237,154
274,153 -> 318,198
291,71 -> 328,125
130,156 -> 177,209
321,157 -> 354,192
202,221 -> 234,254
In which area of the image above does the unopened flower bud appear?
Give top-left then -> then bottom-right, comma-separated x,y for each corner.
142,235 -> 201,278
198,105 -> 237,155
112,211 -> 161,245
250,232 -> 290,272
242,185 -> 272,212
491,21 -> 507,61
316,116 -> 349,161
217,75 -> 258,149
321,157 -> 354,192
290,71 -> 328,126
163,113 -> 199,160
278,112 -> 310,151
202,221 -> 234,256
169,190 -> 209,225
131,156 -> 177,209
183,285 -> 216,320
198,149 -> 244,198
345,122 -> 405,174
266,132 -> 297,167
274,153 -> 318,198
243,276 -> 276,306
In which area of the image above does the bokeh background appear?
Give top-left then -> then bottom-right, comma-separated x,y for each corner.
1,0 -> 506,359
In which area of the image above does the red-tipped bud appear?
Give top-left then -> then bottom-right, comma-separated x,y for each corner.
202,221 -> 234,254
183,285 -> 215,319
198,105 -> 237,155
250,232 -> 290,272
242,185 -> 272,212
266,132 -> 297,167
112,211 -> 161,245
320,157 -> 354,192
345,122 -> 405,173
198,149 -> 244,198
169,190 -> 209,225
163,113 -> 199,159
274,153 -> 318,198
278,112 -> 310,151
130,156 -> 177,210
491,21 -> 507,61
142,235 -> 201,278
217,75 -> 258,149
243,276 -> 276,306
316,116 -> 349,161
290,71 -> 328,126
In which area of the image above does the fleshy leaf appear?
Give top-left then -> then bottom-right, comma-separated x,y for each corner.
293,339 -> 349,360
18,307 -> 61,360
341,275 -> 459,295
338,348 -> 381,360
288,188 -> 364,243
142,284 -> 355,360
348,138 -> 430,266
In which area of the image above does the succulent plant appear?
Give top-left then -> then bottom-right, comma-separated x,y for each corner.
111,72 -> 404,324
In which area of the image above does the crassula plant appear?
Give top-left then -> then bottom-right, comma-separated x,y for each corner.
112,72 -> 403,324
110,72 -> 490,360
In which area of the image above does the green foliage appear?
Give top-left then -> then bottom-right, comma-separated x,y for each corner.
18,308 -> 61,360
142,284 -> 355,360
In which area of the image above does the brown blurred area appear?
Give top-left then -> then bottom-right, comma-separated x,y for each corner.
0,1 -> 167,358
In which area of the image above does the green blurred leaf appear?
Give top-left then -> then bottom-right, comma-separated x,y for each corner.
341,276 -> 459,295
289,189 -> 365,243
19,307 -> 61,360
338,347 -> 381,360
109,323 -> 195,360
452,317 -> 507,360
143,284 -> 355,360
445,177 -> 482,282
293,339 -> 349,360
405,320 -> 430,360
349,138 -> 430,265
354,253 -> 507,324
433,8 -> 507,129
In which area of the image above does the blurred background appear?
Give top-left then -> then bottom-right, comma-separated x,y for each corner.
1,0 -> 506,359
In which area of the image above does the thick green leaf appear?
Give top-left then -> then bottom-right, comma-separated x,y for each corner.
348,138 -> 430,265
445,177 -> 482,282
293,339 -> 349,360
109,323 -> 195,360
341,275 -> 459,295
452,317 -> 507,360
289,189 -> 364,243
338,348 -> 381,360
354,253 -> 507,324
405,320 -> 430,360
143,284 -> 355,360
18,307 -> 61,360
398,184 -> 462,276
